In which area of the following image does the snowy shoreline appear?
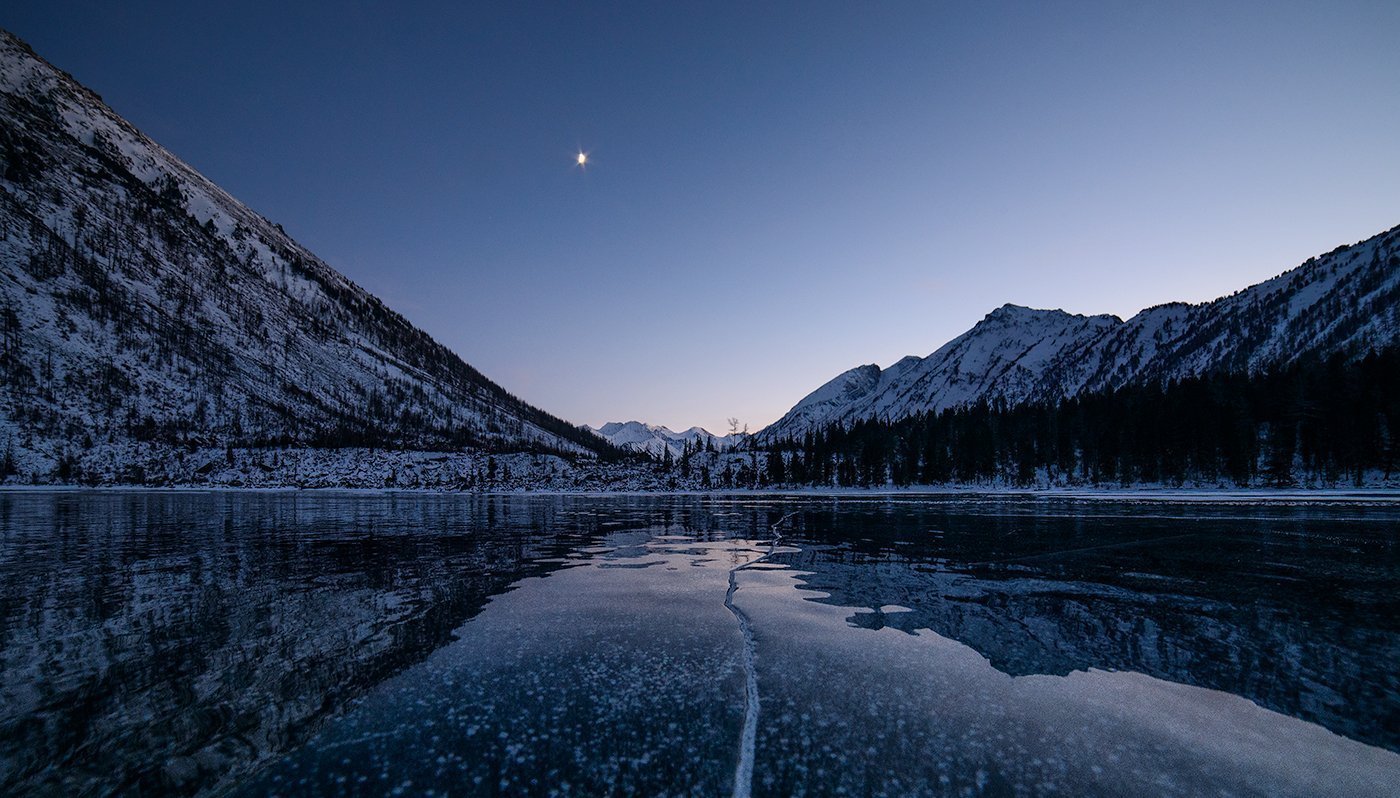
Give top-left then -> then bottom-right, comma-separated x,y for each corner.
4,482 -> 1400,504
6,441 -> 1399,497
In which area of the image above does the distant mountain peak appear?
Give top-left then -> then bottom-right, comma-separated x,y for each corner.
586,420 -> 744,458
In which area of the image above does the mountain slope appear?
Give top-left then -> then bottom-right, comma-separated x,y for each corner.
764,225 -> 1400,439
0,29 -> 613,472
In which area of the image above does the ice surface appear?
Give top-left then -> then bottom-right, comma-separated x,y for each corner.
3,493 -> 1398,796
737,564 -> 1398,796
241,532 -> 764,796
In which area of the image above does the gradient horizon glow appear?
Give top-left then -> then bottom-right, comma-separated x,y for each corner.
5,1 -> 1399,433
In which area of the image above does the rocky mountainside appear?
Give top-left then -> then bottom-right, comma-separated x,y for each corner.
0,30 -> 614,476
764,224 -> 1400,439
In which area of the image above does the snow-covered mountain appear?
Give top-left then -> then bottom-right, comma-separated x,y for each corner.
586,421 -> 743,459
764,225 -> 1400,439
0,29 -> 613,473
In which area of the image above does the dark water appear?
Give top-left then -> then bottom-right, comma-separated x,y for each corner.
0,491 -> 1397,796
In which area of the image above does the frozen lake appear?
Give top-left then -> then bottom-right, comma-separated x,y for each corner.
1,491 -> 1397,796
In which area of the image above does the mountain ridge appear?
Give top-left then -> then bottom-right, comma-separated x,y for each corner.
763,224 -> 1400,439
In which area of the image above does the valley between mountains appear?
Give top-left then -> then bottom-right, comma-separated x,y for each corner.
1,28 -> 1396,492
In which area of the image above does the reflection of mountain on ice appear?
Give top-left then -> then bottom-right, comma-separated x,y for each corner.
5,494 -> 1397,797
778,547 -> 1397,754
0,494 -> 594,795
250,527 -> 1400,798
243,531 -> 764,796
733,558 -> 1400,797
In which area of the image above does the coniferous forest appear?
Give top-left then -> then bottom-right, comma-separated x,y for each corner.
757,347 -> 1400,488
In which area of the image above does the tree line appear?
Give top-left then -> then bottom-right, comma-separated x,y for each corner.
757,347 -> 1399,488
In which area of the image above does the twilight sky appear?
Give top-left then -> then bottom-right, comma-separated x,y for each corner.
4,1 -> 1399,433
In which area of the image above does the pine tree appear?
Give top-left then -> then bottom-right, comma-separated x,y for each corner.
766,450 -> 786,485
0,437 -> 15,480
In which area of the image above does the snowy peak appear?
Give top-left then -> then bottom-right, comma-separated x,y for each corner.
766,305 -> 1124,438
862,304 -> 1122,421
586,421 -> 743,459
763,224 -> 1400,439
981,303 -> 1098,324
973,303 -> 1120,333
773,364 -> 883,436
939,305 -> 1120,377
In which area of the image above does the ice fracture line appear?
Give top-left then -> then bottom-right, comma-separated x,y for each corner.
724,511 -> 798,798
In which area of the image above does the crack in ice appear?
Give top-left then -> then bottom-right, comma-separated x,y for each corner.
724,511 -> 797,798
